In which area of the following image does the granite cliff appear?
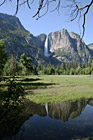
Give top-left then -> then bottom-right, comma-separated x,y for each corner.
48,29 -> 92,63
88,43 -> 93,51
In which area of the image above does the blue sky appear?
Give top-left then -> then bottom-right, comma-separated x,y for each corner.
0,0 -> 93,44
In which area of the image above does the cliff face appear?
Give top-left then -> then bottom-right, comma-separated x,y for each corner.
88,43 -> 93,56
48,29 -> 72,52
0,13 -> 92,64
48,29 -> 92,63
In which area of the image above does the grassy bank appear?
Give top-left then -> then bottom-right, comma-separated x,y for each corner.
0,75 -> 93,103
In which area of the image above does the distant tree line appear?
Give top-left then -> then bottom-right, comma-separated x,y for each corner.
3,53 -> 93,76
37,62 -> 93,75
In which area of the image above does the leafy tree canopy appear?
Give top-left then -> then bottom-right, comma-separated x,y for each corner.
20,53 -> 32,70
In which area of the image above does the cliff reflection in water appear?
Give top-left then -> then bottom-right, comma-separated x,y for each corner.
5,98 -> 93,140
25,98 -> 93,122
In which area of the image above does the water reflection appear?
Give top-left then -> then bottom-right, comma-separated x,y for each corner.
4,98 -> 93,140
48,99 -> 93,122
24,98 -> 93,122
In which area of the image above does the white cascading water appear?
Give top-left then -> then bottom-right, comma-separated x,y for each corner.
44,35 -> 49,57
45,103 -> 48,115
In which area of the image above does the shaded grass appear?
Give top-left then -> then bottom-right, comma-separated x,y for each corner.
16,77 -> 40,82
21,82 -> 56,90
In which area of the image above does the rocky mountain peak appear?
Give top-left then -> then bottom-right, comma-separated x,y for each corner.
48,29 -> 72,53
49,28 -> 70,40
0,13 -> 25,31
36,34 -> 47,42
69,32 -> 80,39
47,28 -> 93,63
88,43 -> 93,50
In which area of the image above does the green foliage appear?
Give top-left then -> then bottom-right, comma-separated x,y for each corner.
32,65 -> 38,75
9,29 -> 29,37
35,61 -> 93,75
20,53 -> 33,75
69,68 -> 75,75
10,55 -> 17,76
16,62 -> 23,75
0,40 -> 7,76
0,78 -> 26,139
3,60 -> 11,76
0,78 -> 26,118
4,55 -> 21,76
3,53 -> 33,76
3,51 -> 93,76
1,78 -> 25,106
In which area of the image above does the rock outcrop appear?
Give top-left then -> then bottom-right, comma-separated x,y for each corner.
88,43 -> 93,50
48,29 -> 92,63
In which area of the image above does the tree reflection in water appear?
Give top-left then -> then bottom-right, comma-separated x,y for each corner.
2,98 -> 93,140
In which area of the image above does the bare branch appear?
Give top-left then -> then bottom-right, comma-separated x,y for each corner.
50,0 -> 60,12
14,0 -> 19,15
66,0 -> 93,38
75,0 -> 93,38
0,0 -> 6,6
27,0 -> 31,9
33,0 -> 44,18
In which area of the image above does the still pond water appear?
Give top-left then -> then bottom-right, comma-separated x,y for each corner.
6,98 -> 93,140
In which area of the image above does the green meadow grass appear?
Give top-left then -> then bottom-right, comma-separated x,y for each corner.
25,75 -> 93,103
0,75 -> 93,103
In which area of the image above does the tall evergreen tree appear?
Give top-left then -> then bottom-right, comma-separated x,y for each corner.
10,55 -> 17,76
0,40 -> 7,77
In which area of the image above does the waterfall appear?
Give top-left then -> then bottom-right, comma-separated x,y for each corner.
44,35 -> 49,57
45,103 -> 48,115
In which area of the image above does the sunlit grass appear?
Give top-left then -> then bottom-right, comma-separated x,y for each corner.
25,75 -> 93,103
0,75 -> 93,103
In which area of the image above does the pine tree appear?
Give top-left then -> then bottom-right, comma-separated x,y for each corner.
10,55 -> 17,76
0,40 -> 7,77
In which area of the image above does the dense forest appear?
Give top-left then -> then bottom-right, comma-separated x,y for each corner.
3,53 -> 93,76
